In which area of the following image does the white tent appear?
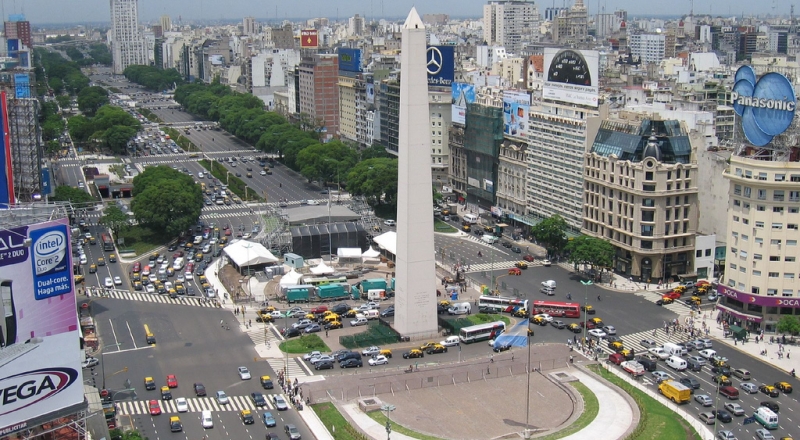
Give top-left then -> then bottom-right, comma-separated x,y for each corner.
310,262 -> 335,275
223,240 -> 279,269
361,247 -> 380,258
280,269 -> 303,287
372,231 -> 397,256
337,248 -> 362,259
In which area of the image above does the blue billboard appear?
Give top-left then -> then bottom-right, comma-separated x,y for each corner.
14,74 -> 30,99
6,39 -> 18,59
338,48 -> 362,73
427,45 -> 454,87
732,65 -> 797,146
0,92 -> 13,206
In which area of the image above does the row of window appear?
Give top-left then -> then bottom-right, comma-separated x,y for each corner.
732,217 -> 800,229
733,169 -> 800,182
733,186 -> 800,201
728,266 -> 800,280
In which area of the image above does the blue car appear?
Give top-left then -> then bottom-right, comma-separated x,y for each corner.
262,411 -> 276,427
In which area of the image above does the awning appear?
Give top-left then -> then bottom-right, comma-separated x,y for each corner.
716,304 -> 763,323
496,223 -> 509,228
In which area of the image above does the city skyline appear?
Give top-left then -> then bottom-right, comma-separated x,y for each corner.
4,0 -> 795,27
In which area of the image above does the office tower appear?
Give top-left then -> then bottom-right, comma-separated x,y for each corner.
160,15 -> 172,33
298,54 -> 339,137
243,16 -> 257,36
348,14 -> 364,36
629,33 -> 667,64
110,0 -> 147,74
4,17 -> 31,49
483,0 -> 540,54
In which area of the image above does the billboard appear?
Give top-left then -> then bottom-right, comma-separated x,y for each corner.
0,92 -> 14,206
14,74 -> 30,99
300,29 -> 318,48
6,39 -> 18,59
366,82 -> 375,105
338,48 -> 362,73
451,82 -> 476,125
543,48 -> 599,107
427,45 -> 454,87
0,218 -> 82,435
732,65 -> 797,147
502,90 -> 530,137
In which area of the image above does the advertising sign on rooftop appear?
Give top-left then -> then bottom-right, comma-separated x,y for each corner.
300,29 -> 318,49
427,45 -> 454,87
543,48 -> 599,107
338,48 -> 362,73
0,218 -> 82,436
502,90 -> 530,138
451,82 -> 476,125
731,65 -> 797,147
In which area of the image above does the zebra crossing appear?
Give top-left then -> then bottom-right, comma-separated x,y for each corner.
266,357 -> 313,378
599,327 -> 701,356
87,289 -> 216,307
244,323 -> 281,346
464,260 -> 525,273
116,393 -> 289,415
633,291 -> 691,314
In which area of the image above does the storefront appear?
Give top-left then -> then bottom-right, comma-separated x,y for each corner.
716,285 -> 800,332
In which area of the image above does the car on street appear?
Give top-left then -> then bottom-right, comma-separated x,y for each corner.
712,409 -> 732,423
169,416 -> 182,432
651,371 -> 672,383
293,319 -> 314,329
760,401 -> 779,413
774,381 -> 792,393
160,386 -> 172,400
550,320 -> 566,329
679,377 -> 700,390
712,375 -> 732,386
759,384 -> 780,397
587,329 -> 607,339
216,390 -> 229,404
303,351 -> 322,361
285,424 -> 302,440
567,323 -> 582,333
426,344 -> 448,354
698,349 -> 717,359
82,357 -> 99,369
193,382 -> 206,396
250,392 -> 267,407
305,323 -> 322,333
240,409 -> 255,424
533,313 -> 553,322
640,339 -> 658,348
362,346 -> 382,356
380,306 -> 395,317
310,355 -> 335,365
340,358 -> 363,368
315,360 -> 334,370
648,348 -> 669,360
238,366 -> 251,380
755,429 -> 776,440
541,259 -> 551,266
687,356 -> 707,367
601,325 -> 617,335
262,411 -> 277,427
369,355 -> 389,366
166,374 -> 178,388
384,219 -> 396,226
740,382 -> 758,394
403,349 -> 425,359
175,397 -> 188,413
104,277 -> 113,288
716,431 -> 736,440
273,395 -> 289,411
694,394 -> 713,406
113,276 -> 122,286
723,402 -> 745,416
148,400 -> 161,416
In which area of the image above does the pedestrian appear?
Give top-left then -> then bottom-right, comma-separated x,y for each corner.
220,320 -> 224,327
788,351 -> 791,359
248,319 -> 252,327
325,329 -> 329,337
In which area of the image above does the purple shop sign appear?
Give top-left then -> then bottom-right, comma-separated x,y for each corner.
718,285 -> 800,308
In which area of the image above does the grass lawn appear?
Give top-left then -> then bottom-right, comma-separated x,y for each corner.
588,365 -> 701,440
537,381 -> 599,440
280,335 -> 330,354
434,219 -> 457,233
311,402 -> 363,440
466,313 -> 510,326
368,411 -> 442,440
116,226 -> 171,256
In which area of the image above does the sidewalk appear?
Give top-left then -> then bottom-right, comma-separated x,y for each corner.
559,370 -> 634,440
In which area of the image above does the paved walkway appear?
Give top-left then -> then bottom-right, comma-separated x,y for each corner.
560,370 -> 633,440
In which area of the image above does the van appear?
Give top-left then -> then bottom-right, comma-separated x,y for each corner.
621,361 -> 645,376
447,302 -> 472,315
540,287 -> 555,295
541,280 -> 557,290
481,234 -> 498,244
732,368 -> 751,380
363,310 -> 379,320
754,406 -> 779,429
440,336 -> 460,347
367,289 -> 386,301
463,214 -> 478,224
666,355 -> 687,371
172,257 -> 185,270
201,410 -> 213,429
718,386 -> 739,400
663,342 -> 686,357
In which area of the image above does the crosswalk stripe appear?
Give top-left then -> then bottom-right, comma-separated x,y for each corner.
117,395 -> 264,415
633,291 -> 691,314
599,327 -> 707,356
89,289 -> 216,307
464,260 -> 527,273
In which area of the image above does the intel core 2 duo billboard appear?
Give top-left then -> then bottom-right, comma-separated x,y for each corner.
0,218 -> 82,436
732,65 -> 797,147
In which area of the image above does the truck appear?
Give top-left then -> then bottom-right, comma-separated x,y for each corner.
357,278 -> 388,299
367,289 -> 386,301
621,361 -> 645,376
284,285 -> 314,303
317,284 -> 350,300
658,379 -> 691,404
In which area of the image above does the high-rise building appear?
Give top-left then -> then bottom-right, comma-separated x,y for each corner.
348,14 -> 364,36
628,33 -> 666,64
552,0 -> 588,45
483,0 -> 540,54
160,15 -> 171,33
272,24 -> 295,50
243,16 -> 257,36
110,0 -> 147,74
298,54 -> 339,137
4,17 -> 31,49
151,24 -> 163,38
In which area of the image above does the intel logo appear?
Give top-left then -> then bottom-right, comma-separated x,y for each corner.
33,230 -> 66,275
732,65 -> 797,147
0,368 -> 78,416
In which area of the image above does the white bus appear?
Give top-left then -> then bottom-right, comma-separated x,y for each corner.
478,296 -> 529,314
459,321 -> 506,344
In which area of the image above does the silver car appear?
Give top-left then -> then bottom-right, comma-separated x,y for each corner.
651,371 -> 671,383
716,430 -> 737,440
723,402 -> 745,416
694,394 -> 713,407
740,382 -> 758,394
215,390 -> 229,404
755,429 -> 775,440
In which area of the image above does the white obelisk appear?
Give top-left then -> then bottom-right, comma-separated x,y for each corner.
394,8 -> 438,339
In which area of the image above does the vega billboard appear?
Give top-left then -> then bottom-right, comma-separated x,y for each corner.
338,48 -> 362,73
427,45 -> 454,87
543,48 -> 599,107
502,90 -> 530,138
451,82 -> 476,125
0,218 -> 82,435
732,65 -> 797,147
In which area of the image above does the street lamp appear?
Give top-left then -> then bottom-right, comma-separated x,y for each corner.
580,281 -> 592,350
381,404 -> 395,440
100,342 -> 124,389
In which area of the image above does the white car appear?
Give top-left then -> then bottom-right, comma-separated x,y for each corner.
384,219 -> 396,226
368,355 -> 389,366
176,275 -> 185,283
175,397 -> 188,413
303,351 -> 322,361
533,313 -> 553,323
440,338 -> 460,347
306,200 -> 320,205
215,390 -> 229,404
260,170 -> 267,176
237,366 -> 251,380
698,349 -> 717,359
113,276 -> 122,286
740,382 -> 758,394
648,348 -> 670,360
81,357 -> 99,369
541,259 -> 552,266
104,277 -> 113,288
310,355 -> 335,365
362,346 -> 381,356
146,284 -> 156,294
587,329 -> 606,339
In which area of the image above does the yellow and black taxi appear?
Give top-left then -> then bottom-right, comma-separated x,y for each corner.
462,224 -> 471,232
775,381 -> 793,393
260,375 -> 274,389
345,308 -> 359,318
109,254 -> 117,263
532,315 -> 547,326
133,281 -> 143,291
760,384 -> 780,397
144,377 -> 156,390
608,341 -> 624,352
426,344 -> 448,355
687,296 -> 702,306
89,264 -> 97,274
160,386 -> 172,400
378,349 -> 393,358
581,304 -> 595,314
132,272 -> 141,281
256,309 -> 275,323
89,236 -> 97,245
168,288 -> 178,299
175,284 -> 186,295
323,313 -> 340,323
97,257 -> 105,266
419,341 -> 438,351
75,274 -> 85,284
656,296 -> 674,306
619,348 -> 635,361
439,300 -> 452,307
567,323 -> 582,333
712,375 -> 732,386
324,320 -> 343,330
673,285 -> 687,294
515,261 -> 528,269
240,409 -> 254,424
169,416 -> 182,432
512,308 -> 528,318
589,317 -> 604,327
403,349 -> 425,359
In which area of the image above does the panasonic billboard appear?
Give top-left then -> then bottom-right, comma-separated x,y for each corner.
0,218 -> 82,436
732,65 -> 797,147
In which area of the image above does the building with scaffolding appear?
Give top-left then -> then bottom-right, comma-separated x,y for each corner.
0,71 -> 43,202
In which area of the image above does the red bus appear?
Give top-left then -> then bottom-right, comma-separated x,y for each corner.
100,233 -> 114,251
532,300 -> 580,318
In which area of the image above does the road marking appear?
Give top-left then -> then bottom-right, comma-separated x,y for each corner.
108,318 -> 121,348
104,346 -> 154,355
126,321 -> 138,349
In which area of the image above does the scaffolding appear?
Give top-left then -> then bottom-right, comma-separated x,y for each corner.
8,97 -> 42,201
259,203 -> 292,255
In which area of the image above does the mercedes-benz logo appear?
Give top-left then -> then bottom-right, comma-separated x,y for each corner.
426,47 -> 443,75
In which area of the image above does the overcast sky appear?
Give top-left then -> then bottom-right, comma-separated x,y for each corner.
7,0 -> 783,26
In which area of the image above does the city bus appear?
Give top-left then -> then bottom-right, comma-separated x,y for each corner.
531,300 -> 581,318
100,233 -> 114,252
459,321 -> 506,344
478,296 -> 529,314
304,276 -> 347,287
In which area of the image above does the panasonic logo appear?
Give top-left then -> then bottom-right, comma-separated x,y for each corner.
0,368 -> 78,416
731,92 -> 796,111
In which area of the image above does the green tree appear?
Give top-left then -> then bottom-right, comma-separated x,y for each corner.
56,94 -> 72,109
530,215 -> 569,257
777,316 -> 800,336
76,86 -> 109,116
102,125 -> 138,155
361,143 -> 391,160
100,205 -> 129,237
51,185 -> 94,205
346,158 -> 398,207
565,235 -> 614,271
295,141 -> 358,184
132,165 -> 195,196
131,166 -> 202,237
67,115 -> 95,143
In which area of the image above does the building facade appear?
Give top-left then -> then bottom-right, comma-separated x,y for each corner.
298,54 -> 339,137
628,33 -> 666,65
110,0 -> 147,74
496,140 -> 528,217
4,18 -> 31,49
482,0 -> 540,54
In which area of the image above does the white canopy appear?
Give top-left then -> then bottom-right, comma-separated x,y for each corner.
361,247 -> 380,258
310,262 -> 335,275
223,240 -> 279,267
280,269 -> 303,286
337,248 -> 363,259
372,231 -> 397,256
